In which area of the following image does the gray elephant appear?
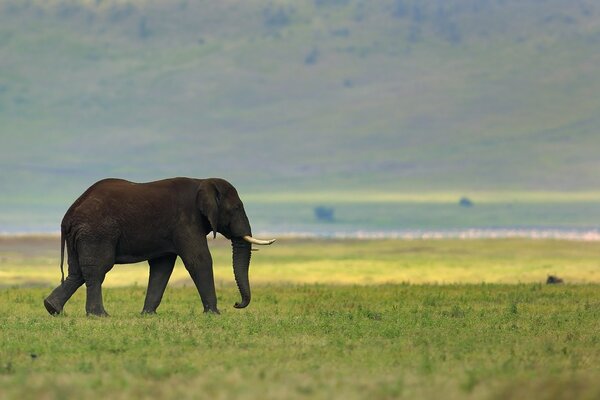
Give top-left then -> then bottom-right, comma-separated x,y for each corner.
43,177 -> 275,316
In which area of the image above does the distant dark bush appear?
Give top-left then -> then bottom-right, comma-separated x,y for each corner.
315,0 -> 349,7
108,4 -> 135,23
304,48 -> 320,65
392,0 -> 409,18
546,275 -> 564,284
263,6 -> 292,30
56,3 -> 82,19
138,16 -> 151,39
433,8 -> 462,44
411,4 -> 426,24
331,28 -> 350,37
408,24 -> 421,43
13,95 -> 28,105
314,206 -> 334,222
459,197 -> 474,207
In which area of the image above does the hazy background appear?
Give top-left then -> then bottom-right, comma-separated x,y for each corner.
1,0 -> 599,235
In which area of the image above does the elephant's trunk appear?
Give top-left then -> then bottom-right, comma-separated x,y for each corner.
232,238 -> 252,308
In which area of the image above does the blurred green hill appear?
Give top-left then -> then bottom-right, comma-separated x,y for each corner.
1,0 -> 600,230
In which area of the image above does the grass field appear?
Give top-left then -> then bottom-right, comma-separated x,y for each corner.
1,237 -> 599,399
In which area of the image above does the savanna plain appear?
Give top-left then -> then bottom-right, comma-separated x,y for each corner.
1,237 -> 599,399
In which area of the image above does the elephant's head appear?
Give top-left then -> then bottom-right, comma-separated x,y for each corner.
196,178 -> 275,308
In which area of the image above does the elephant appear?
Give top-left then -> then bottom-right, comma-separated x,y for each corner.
43,177 -> 275,316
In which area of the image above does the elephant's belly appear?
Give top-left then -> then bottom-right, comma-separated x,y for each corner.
115,237 -> 175,264
114,251 -> 175,264
115,254 -> 150,264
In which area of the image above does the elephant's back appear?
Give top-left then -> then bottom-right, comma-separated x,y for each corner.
62,178 -> 184,228
63,179 -> 134,219
74,177 -> 196,198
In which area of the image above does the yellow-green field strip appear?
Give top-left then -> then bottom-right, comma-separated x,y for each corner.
2,237 -> 599,287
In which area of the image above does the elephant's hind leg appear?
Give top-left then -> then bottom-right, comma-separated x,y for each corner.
81,265 -> 111,317
78,240 -> 115,317
142,254 -> 177,314
44,257 -> 85,315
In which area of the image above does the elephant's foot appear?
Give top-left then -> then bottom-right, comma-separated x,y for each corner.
86,306 -> 109,317
43,297 -> 62,315
141,309 -> 157,315
203,308 -> 220,315
86,310 -> 109,317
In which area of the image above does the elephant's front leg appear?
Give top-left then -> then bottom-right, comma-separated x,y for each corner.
142,254 -> 177,314
180,243 -> 219,314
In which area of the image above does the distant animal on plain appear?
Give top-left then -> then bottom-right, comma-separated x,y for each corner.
546,275 -> 564,284
44,177 -> 275,317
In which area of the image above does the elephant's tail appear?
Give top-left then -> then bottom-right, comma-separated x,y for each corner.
59,226 -> 66,284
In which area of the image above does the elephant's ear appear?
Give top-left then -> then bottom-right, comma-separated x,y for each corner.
196,180 -> 220,238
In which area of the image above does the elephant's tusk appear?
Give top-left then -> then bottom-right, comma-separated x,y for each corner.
243,236 -> 276,245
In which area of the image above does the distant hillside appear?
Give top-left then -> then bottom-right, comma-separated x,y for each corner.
1,0 -> 600,209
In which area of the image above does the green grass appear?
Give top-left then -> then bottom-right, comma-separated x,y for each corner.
1,237 -> 600,399
0,285 -> 599,399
